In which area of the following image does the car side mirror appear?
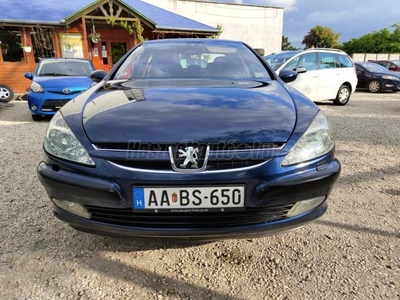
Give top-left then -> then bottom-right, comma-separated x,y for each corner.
24,72 -> 33,80
296,66 -> 307,74
279,70 -> 298,83
91,70 -> 107,82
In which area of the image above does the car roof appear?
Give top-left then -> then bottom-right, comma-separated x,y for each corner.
266,48 -> 347,56
356,62 -> 372,66
304,48 -> 343,52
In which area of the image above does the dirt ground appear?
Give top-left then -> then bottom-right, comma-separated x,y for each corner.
0,91 -> 399,299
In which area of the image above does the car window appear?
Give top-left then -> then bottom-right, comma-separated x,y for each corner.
319,53 -> 337,69
298,53 -> 318,71
337,55 -> 353,68
37,60 -> 93,76
356,65 -> 365,73
114,42 -> 271,80
264,51 -> 301,70
363,63 -> 389,72
378,62 -> 390,68
281,55 -> 301,71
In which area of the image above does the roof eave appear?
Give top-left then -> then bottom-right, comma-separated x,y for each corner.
0,19 -> 64,26
192,0 -> 284,9
154,26 -> 220,34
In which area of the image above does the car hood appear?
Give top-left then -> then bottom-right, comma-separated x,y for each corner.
34,76 -> 93,90
81,80 -> 297,144
388,70 -> 400,77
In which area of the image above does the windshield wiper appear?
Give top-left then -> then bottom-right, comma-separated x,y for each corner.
39,73 -> 70,76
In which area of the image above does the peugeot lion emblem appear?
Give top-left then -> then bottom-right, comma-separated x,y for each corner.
179,147 -> 199,169
169,145 -> 210,173
63,88 -> 71,94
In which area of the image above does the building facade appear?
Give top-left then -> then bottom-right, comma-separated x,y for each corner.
0,0 -> 283,95
143,0 -> 284,54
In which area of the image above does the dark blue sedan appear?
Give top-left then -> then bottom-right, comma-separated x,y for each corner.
25,58 -> 96,121
355,62 -> 400,93
37,39 -> 340,241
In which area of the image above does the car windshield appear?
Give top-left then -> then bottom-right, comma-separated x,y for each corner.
37,60 -> 94,77
264,51 -> 301,70
363,63 -> 391,73
114,41 -> 271,80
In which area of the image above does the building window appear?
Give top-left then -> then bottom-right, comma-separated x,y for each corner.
31,27 -> 55,61
0,27 -> 23,62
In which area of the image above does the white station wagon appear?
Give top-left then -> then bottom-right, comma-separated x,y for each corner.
265,48 -> 358,105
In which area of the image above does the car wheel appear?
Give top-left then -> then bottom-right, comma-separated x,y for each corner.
0,84 -> 14,102
333,85 -> 351,106
31,114 -> 42,121
368,80 -> 381,93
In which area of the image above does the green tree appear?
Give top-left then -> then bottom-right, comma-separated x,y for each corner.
208,24 -> 223,39
302,25 -> 340,48
342,23 -> 400,54
282,35 -> 297,50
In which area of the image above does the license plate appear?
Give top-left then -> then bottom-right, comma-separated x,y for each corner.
133,186 -> 245,213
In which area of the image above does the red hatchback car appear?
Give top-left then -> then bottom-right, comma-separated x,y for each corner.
368,60 -> 400,72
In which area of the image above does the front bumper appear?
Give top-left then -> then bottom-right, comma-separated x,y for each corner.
37,157 -> 340,240
53,202 -> 327,241
28,93 -> 73,116
27,91 -> 84,116
383,80 -> 400,91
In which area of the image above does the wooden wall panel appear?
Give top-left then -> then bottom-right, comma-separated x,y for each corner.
0,24 -> 139,94
0,61 -> 36,94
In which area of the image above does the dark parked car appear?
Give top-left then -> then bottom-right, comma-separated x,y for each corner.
355,62 -> 400,93
37,39 -> 340,241
0,84 -> 14,102
25,58 -> 96,121
368,60 -> 400,72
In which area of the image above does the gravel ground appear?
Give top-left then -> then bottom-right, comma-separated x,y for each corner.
0,92 -> 399,300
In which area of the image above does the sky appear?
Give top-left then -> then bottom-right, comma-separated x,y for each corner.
203,0 -> 400,47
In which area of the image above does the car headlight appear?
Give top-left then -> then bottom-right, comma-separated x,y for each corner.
382,75 -> 400,81
282,111 -> 334,166
31,81 -> 44,93
44,112 -> 95,166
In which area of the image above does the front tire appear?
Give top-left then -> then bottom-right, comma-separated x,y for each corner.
333,85 -> 351,105
0,84 -> 14,102
368,80 -> 381,93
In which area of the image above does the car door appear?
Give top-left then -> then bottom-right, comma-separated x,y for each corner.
316,52 -> 342,100
355,65 -> 369,89
281,52 -> 320,100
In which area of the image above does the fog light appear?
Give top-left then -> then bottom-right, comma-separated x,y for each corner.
31,105 -> 37,111
52,198 -> 91,218
286,196 -> 326,218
